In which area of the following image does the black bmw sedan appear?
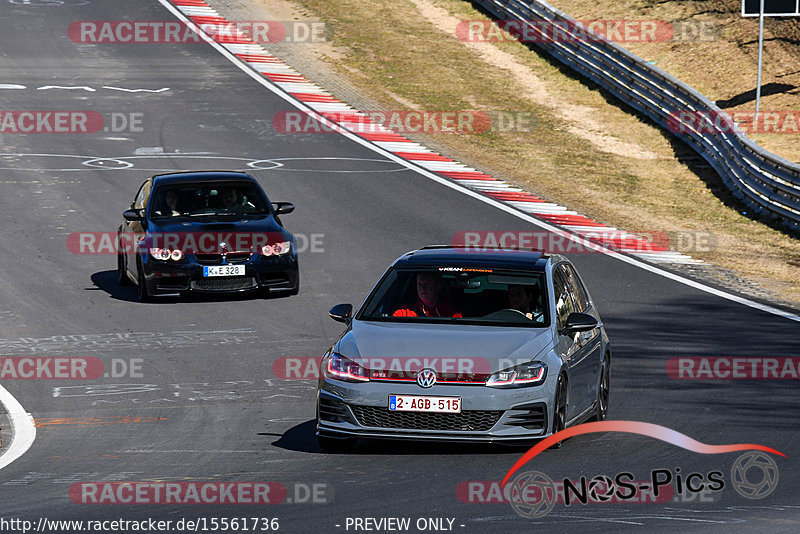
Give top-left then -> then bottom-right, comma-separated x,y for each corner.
117,171 -> 298,301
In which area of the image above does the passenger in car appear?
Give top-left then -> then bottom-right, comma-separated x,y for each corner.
393,272 -> 462,318
154,189 -> 181,217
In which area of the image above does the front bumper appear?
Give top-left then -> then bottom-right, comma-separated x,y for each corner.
141,254 -> 298,295
317,378 -> 553,443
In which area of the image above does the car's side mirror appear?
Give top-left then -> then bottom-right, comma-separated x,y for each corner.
273,202 -> 295,215
561,312 -> 598,334
123,209 -> 142,221
329,303 -> 353,324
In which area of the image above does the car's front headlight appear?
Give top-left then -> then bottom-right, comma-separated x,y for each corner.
262,241 -> 292,256
149,248 -> 183,261
323,352 -> 370,382
486,362 -> 547,388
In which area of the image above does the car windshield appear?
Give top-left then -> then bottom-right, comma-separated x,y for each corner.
150,182 -> 270,218
358,268 -> 548,327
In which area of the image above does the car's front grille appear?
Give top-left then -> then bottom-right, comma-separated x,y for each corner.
367,369 -> 489,384
194,252 -> 251,265
350,405 -> 502,431
190,277 -> 257,291
505,403 -> 547,431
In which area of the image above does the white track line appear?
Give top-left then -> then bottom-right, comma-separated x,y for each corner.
156,0 -> 800,324
0,385 -> 36,471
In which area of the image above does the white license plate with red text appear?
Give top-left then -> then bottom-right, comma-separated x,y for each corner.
388,395 -> 461,413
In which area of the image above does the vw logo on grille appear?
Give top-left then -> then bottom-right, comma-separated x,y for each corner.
416,368 -> 437,388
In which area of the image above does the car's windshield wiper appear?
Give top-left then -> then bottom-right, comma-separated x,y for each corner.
188,212 -> 239,217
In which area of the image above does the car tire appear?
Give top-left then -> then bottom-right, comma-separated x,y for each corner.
136,261 -> 152,303
591,354 -> 610,422
117,248 -> 130,286
550,374 -> 567,449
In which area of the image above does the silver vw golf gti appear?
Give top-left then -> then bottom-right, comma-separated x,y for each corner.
316,246 -> 611,451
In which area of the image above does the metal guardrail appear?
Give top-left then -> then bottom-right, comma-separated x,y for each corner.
472,0 -> 800,230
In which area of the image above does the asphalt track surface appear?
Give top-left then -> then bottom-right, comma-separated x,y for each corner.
0,1 -> 799,532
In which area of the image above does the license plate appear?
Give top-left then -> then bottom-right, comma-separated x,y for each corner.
388,395 -> 461,413
203,265 -> 245,277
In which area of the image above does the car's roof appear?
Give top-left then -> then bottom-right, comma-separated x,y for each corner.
151,171 -> 257,186
393,246 -> 550,272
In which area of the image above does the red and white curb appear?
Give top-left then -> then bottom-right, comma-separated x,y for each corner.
167,0 -> 699,264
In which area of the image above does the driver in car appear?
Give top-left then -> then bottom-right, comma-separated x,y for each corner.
220,187 -> 240,210
219,187 -> 256,214
507,284 -> 539,320
393,272 -> 462,318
